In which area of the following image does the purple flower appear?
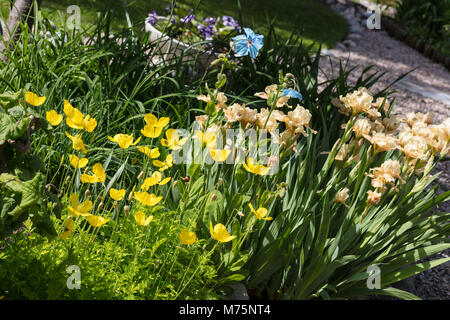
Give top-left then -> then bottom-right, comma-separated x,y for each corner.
222,15 -> 241,32
180,10 -> 195,24
204,17 -> 217,25
146,10 -> 158,26
198,23 -> 214,40
164,3 -> 177,14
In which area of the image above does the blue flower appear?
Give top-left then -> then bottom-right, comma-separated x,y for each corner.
281,89 -> 303,101
232,28 -> 264,59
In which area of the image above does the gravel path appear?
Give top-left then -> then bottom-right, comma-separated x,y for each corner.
318,0 -> 450,300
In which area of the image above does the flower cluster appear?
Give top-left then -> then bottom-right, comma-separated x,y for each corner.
333,87 -> 449,208
145,5 -> 242,53
196,81 -> 314,165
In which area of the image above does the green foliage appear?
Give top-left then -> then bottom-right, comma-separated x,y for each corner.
0,90 -> 59,238
0,211 -> 221,299
396,0 -> 450,56
241,122 -> 450,300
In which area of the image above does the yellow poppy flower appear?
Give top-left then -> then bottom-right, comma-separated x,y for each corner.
242,157 -> 270,176
58,218 -> 75,240
64,100 -> 85,130
134,191 -> 163,206
194,130 -> 216,146
108,134 -> 141,149
209,148 -> 230,162
83,115 -> 97,132
134,211 -> 154,227
141,114 -> 170,138
137,146 -> 160,159
109,188 -> 126,201
248,203 -> 273,221
46,110 -> 63,126
64,100 -> 97,132
161,129 -> 188,150
153,154 -> 173,172
80,163 -> 106,184
67,194 -> 93,218
85,214 -> 110,227
65,131 -> 87,154
25,91 -> 46,106
179,228 -> 197,245
141,171 -> 171,191
209,221 -> 236,243
69,154 -> 88,169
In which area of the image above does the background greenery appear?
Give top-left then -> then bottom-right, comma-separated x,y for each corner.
395,0 -> 450,56
0,0 -> 349,49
